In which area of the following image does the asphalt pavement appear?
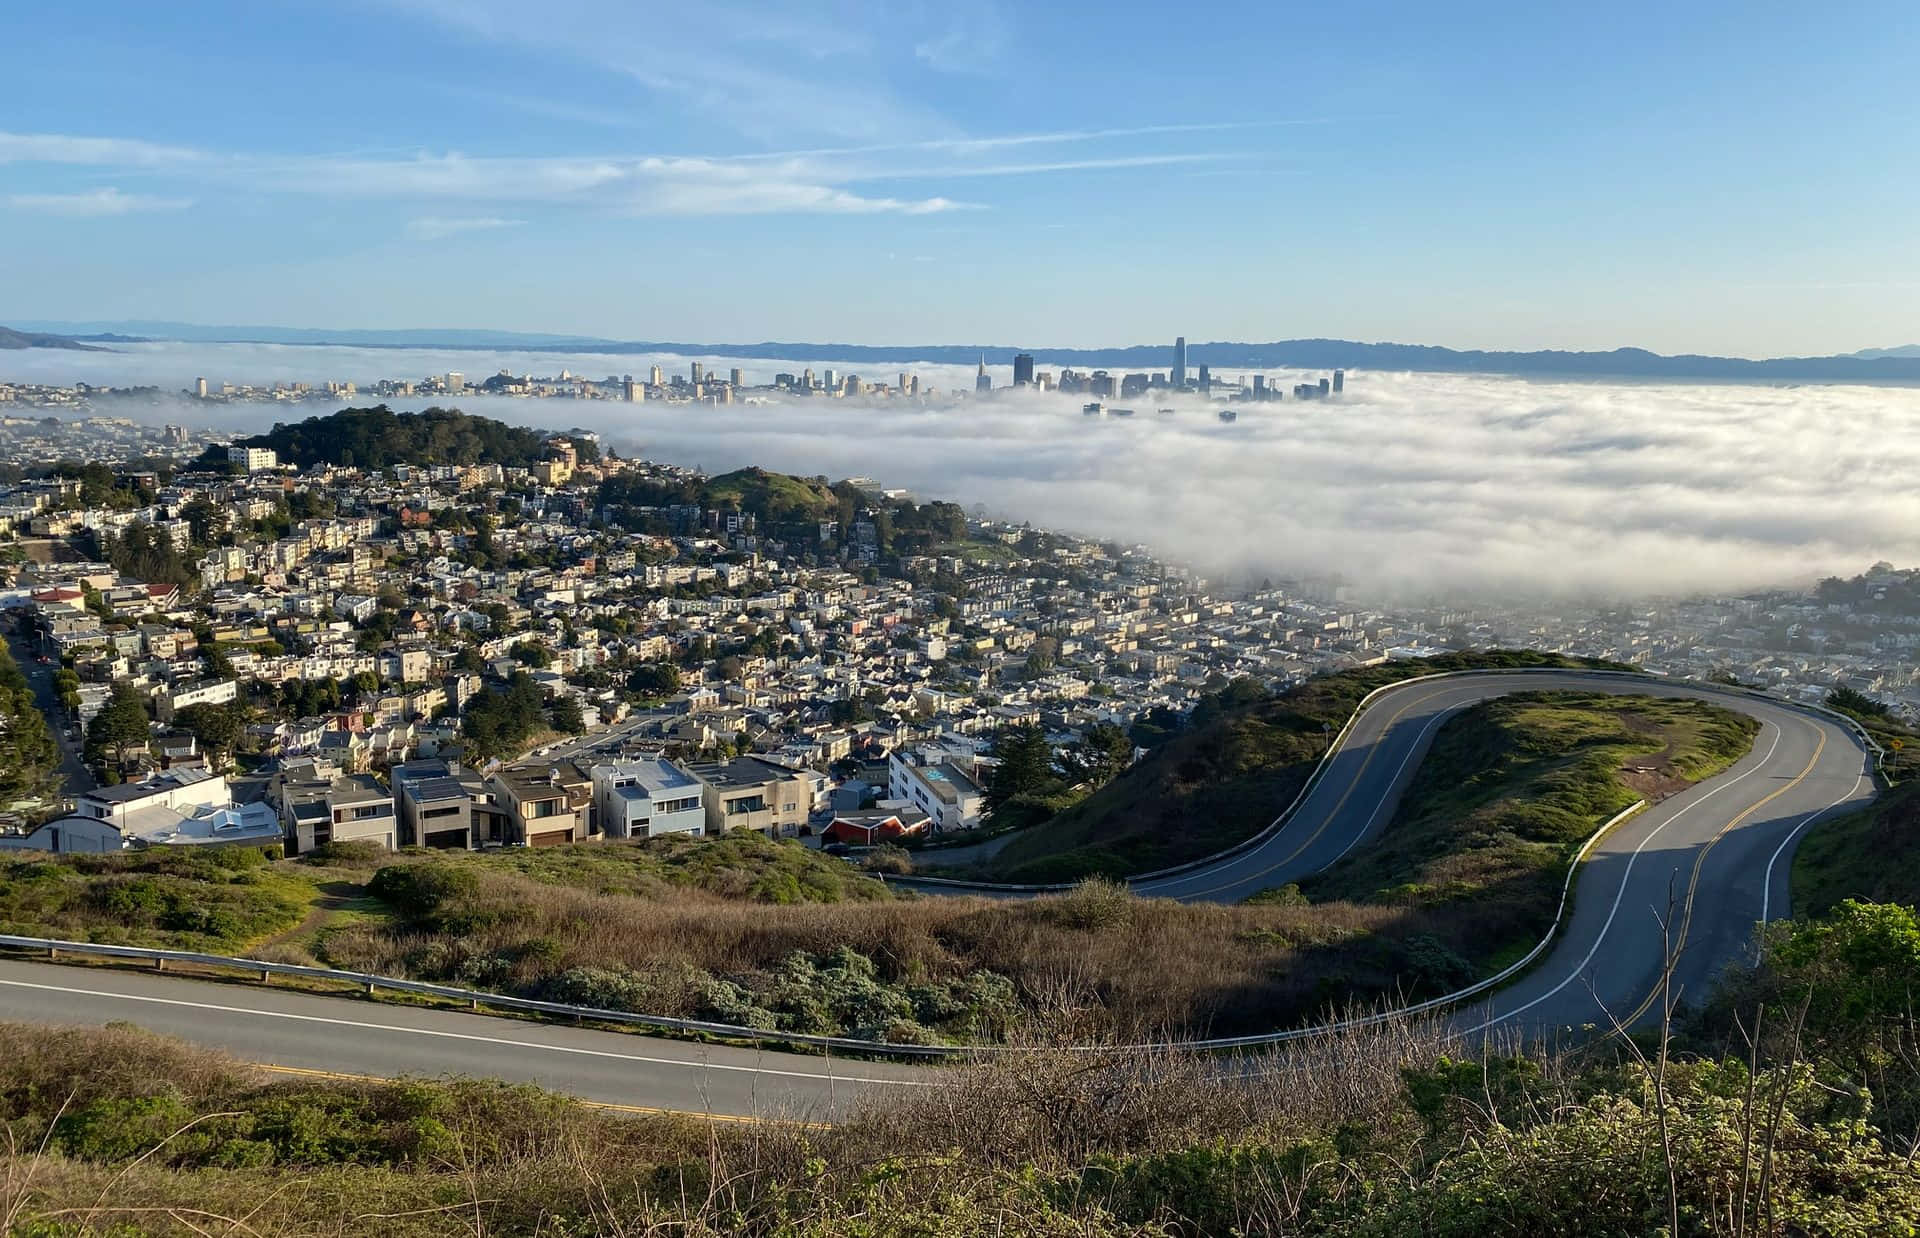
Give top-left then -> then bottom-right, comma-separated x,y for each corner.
0,670 -> 1876,1117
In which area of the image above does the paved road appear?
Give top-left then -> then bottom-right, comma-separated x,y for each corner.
0,671 -> 1875,1116
5,622 -> 94,797
0,957 -> 934,1122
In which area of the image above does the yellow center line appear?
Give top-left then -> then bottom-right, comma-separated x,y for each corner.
1163,686 -> 1469,900
252,1063 -> 807,1126
1620,720 -> 1826,1028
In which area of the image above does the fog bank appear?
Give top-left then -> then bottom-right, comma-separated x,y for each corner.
8,341 -> 1914,602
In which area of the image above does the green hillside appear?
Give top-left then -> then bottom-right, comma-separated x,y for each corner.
979,650 -> 1635,883
204,405 -> 564,470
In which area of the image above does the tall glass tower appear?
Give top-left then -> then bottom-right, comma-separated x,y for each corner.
1172,337 -> 1187,388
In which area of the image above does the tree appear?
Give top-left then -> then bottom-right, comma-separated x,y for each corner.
174,702 -> 244,767
547,695 -> 585,735
86,685 -> 150,770
986,724 -> 1054,813
512,640 -> 553,669
626,663 -> 680,700
1063,723 -> 1133,787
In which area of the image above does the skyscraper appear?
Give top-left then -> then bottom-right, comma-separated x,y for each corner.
1013,353 -> 1035,386
1198,364 -> 1210,393
976,356 -> 991,393
1172,337 -> 1187,388
1332,370 -> 1345,394
649,364 -> 664,387
730,367 -> 744,389
691,361 -> 703,385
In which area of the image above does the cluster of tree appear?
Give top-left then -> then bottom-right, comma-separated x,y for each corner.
84,683 -> 151,773
984,724 -> 1080,829
172,701 -> 247,767
50,460 -> 156,511
1828,684 -> 1894,721
99,520 -> 193,589
201,405 -> 563,471
461,671 -> 548,758
0,646 -> 61,808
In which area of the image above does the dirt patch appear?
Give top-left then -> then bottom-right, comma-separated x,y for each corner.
1615,710 -> 1692,799
1614,708 -> 1695,800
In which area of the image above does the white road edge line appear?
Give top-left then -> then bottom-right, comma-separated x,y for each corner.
0,976 -> 933,1087
1759,764 -> 1871,925
1458,722 -> 1785,1034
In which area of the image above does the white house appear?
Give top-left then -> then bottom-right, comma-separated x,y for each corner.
589,758 -> 706,839
887,749 -> 985,834
0,769 -> 281,854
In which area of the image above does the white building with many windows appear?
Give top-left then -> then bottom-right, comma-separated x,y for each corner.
589,758 -> 706,839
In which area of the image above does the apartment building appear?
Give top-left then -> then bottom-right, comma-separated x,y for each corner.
486,762 -> 593,847
275,771 -> 397,853
588,758 -> 706,839
686,755 -> 820,838
887,749 -> 985,833
391,758 -> 489,849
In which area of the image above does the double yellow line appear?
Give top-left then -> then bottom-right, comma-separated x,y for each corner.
1167,687 -> 1461,900
1619,721 -> 1826,1029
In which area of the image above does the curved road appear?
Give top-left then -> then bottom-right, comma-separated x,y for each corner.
0,671 -> 1876,1118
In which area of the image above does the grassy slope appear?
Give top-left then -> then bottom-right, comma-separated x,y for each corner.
983,650 -> 1636,883
1299,692 -> 1757,966
702,466 -> 838,520
1792,779 -> 1920,916
4,1010 -> 1916,1237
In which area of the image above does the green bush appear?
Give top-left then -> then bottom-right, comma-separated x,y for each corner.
367,862 -> 482,919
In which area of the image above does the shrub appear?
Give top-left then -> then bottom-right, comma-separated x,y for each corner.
300,839 -> 386,868
367,862 -> 481,919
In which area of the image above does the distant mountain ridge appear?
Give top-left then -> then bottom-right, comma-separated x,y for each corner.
0,326 -> 110,352
14,319 -> 1920,382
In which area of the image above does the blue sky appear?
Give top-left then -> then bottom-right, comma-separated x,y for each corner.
3,0 -> 1916,355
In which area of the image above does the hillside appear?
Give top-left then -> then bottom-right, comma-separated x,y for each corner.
702,466 -> 839,522
1793,779 -> 1920,915
29,319 -> 1920,380
0,325 -> 108,351
979,651 -> 1635,883
1295,691 -> 1756,966
207,405 -> 561,470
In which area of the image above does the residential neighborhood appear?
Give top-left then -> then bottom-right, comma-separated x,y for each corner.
0,406 -> 1913,864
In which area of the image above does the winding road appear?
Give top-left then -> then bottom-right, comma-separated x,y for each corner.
0,671 -> 1877,1119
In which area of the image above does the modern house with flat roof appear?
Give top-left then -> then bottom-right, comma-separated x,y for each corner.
485,762 -> 593,847
588,758 -> 705,839
391,758 -> 489,849
686,755 -> 820,838
274,771 -> 397,854
887,750 -> 985,833
0,769 -> 280,854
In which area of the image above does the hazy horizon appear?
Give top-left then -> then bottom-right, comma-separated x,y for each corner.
14,340 -> 1915,606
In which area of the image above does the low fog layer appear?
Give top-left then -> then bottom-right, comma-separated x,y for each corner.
10,342 -> 1917,602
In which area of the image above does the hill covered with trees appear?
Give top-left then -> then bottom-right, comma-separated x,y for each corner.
203,405 -> 572,471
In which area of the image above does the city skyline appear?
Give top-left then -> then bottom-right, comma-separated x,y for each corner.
4,2 -> 1918,357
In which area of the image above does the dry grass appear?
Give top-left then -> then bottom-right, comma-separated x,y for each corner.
318,870 -> 1518,1041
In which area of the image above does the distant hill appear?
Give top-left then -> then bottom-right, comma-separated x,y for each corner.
20,320 -> 1920,382
0,326 -> 109,352
201,405 -> 564,471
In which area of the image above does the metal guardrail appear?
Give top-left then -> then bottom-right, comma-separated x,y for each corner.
0,669 -> 1879,1060
0,798 -> 1651,1057
890,665 -> 1886,896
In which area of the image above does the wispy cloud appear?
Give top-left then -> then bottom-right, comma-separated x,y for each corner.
406,215 -> 526,239
0,131 -> 206,167
4,187 -> 193,215
0,117 -> 1261,220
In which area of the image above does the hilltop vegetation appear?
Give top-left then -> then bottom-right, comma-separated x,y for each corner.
204,404 -> 571,471
982,650 -> 1636,883
1293,691 -> 1756,967
5,895 -> 1920,1235
1793,778 -> 1920,916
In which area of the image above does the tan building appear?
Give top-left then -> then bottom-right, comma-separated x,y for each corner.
485,762 -> 593,847
687,756 -> 818,838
